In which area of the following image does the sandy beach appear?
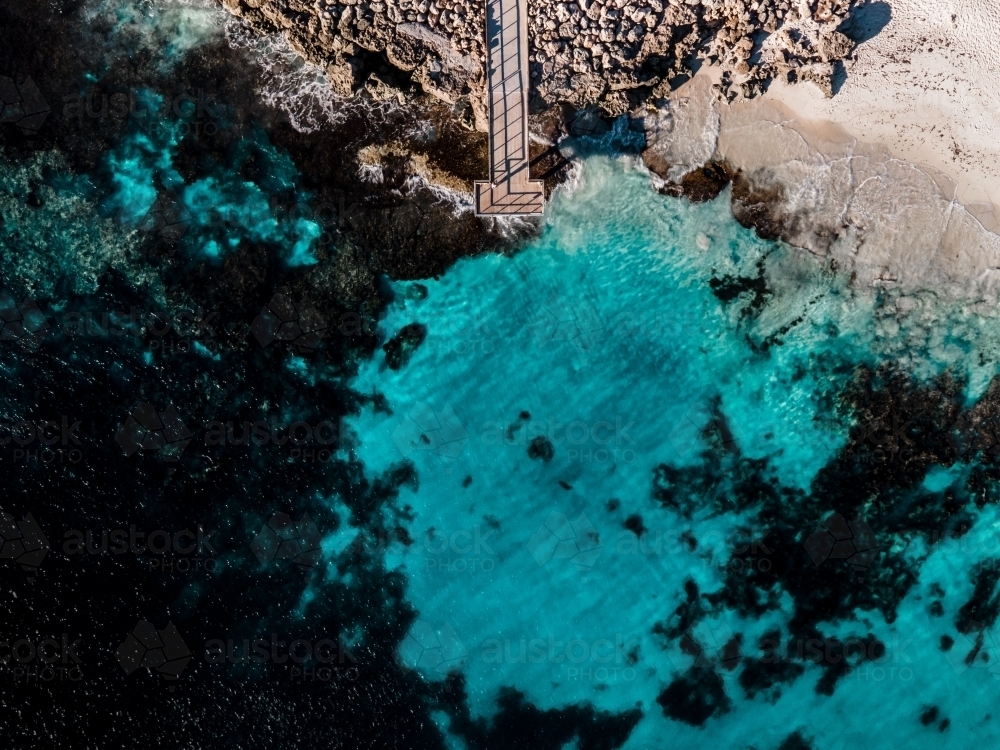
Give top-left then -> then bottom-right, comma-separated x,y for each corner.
642,0 -> 1000,295
767,0 -> 1000,230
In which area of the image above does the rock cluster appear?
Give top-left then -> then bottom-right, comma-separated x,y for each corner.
221,0 -> 860,125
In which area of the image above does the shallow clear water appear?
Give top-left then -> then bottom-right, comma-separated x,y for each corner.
350,155 -> 1000,747
8,0 -> 1000,746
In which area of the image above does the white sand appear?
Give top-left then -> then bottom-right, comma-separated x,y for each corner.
767,0 -> 1000,230
648,0 -> 1000,295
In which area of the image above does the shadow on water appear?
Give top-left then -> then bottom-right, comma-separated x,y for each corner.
838,0 -> 892,45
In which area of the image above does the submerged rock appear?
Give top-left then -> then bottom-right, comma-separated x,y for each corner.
383,321 -> 427,369
656,666 -> 732,726
527,434 -> 555,462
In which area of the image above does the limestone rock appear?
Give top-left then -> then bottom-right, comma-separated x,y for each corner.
220,0 -> 863,127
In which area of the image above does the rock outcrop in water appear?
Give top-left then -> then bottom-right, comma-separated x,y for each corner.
220,0 -> 859,126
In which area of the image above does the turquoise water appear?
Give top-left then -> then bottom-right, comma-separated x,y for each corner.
9,0 -> 1000,741
0,120 -> 320,302
348,155 -> 1000,747
103,105 -> 321,266
0,1 -> 320,300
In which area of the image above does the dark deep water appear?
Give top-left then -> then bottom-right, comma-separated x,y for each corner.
5,2 -> 1000,749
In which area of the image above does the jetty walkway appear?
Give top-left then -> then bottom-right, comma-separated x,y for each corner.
474,0 -> 544,215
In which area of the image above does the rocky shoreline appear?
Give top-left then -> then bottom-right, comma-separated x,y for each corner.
213,0 -> 880,265
220,0 -> 860,127
217,0 -> 1000,297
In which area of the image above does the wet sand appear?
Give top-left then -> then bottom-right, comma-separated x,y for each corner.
648,0 -> 1000,296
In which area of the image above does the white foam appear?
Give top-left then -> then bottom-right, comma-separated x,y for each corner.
403,175 -> 476,218
643,80 -> 721,182
358,163 -> 385,184
83,0 -> 226,70
223,19 -> 355,133
759,0 -> 1000,235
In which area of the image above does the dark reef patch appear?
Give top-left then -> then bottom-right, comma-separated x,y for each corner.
656,161 -> 735,203
623,513 -> 646,537
955,566 -> 1000,633
737,629 -> 806,702
0,1 -> 633,748
528,435 -> 555,462
383,322 -> 427,370
439,684 -> 643,750
708,258 -> 773,319
656,666 -> 731,726
647,364 -> 1000,720
776,731 -> 813,750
